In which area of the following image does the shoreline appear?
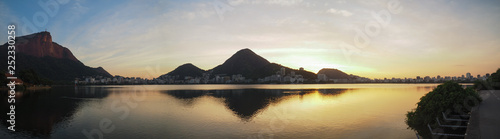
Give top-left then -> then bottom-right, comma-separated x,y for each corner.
72,82 -> 474,86
26,86 -> 51,90
0,85 -> 51,91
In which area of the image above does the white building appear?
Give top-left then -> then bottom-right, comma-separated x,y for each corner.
318,74 -> 327,81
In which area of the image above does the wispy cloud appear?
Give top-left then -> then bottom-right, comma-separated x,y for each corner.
326,8 -> 353,17
227,0 -> 303,6
68,0 -> 89,22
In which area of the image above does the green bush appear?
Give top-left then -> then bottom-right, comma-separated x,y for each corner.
474,80 -> 491,90
475,68 -> 500,90
18,69 -> 53,86
488,68 -> 500,89
406,81 -> 482,130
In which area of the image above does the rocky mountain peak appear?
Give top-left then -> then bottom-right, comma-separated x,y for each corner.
15,31 -> 79,62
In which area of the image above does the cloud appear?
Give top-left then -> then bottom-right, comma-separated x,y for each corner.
227,0 -> 245,6
227,0 -> 303,6
68,0 -> 89,22
18,0 -> 499,78
326,8 -> 353,17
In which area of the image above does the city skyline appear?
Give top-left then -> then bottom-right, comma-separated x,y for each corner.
1,0 -> 499,79
76,71 -> 493,85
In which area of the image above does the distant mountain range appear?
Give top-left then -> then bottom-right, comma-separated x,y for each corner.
0,31 -> 112,81
160,48 -> 351,81
0,32 -> 353,83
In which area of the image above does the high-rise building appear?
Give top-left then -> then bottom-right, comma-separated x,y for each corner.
466,72 -> 472,79
299,67 -> 304,71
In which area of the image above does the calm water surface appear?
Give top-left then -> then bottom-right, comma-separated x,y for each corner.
0,84 -> 441,139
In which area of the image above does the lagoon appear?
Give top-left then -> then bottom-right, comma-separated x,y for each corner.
0,84 -> 443,138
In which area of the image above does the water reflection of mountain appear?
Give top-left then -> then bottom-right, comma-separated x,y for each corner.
0,87 -> 110,138
162,89 -> 348,121
0,87 -> 349,137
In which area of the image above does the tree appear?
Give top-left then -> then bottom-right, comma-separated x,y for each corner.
406,81 -> 482,136
18,69 -> 53,86
474,68 -> 500,90
488,68 -> 500,89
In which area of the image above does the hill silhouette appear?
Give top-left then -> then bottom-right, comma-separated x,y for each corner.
160,63 -> 205,79
250,63 -> 316,79
161,48 -> 337,81
209,48 -> 271,78
317,68 -> 350,79
0,31 -> 112,81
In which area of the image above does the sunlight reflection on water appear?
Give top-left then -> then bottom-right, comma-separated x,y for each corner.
0,84 -> 441,138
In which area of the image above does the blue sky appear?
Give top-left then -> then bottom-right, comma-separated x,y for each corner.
1,0 -> 500,79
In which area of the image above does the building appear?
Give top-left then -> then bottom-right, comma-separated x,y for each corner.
466,72 -> 472,79
280,67 -> 285,76
424,76 -> 431,81
318,74 -> 327,81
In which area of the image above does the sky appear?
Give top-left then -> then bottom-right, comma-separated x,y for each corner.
1,0 -> 499,79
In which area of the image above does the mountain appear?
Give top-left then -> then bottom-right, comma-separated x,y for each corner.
250,63 -> 316,79
92,67 -> 112,77
209,48 -> 270,77
15,31 -> 79,62
317,68 -> 350,79
161,48 -> 320,81
208,48 -> 318,80
159,48 -> 360,82
0,31 -> 112,81
160,63 -> 205,79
